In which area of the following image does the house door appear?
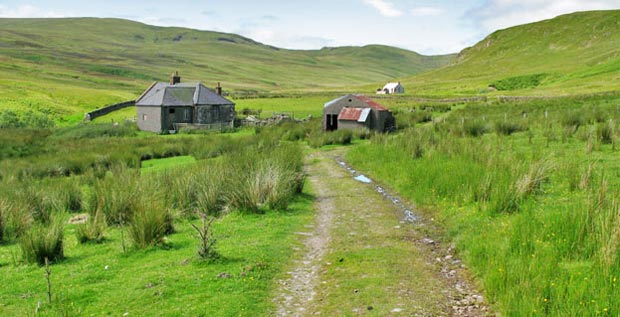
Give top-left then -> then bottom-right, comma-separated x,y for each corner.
326,114 -> 338,131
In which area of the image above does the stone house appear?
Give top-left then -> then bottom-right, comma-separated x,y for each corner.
136,72 -> 235,133
323,94 -> 395,132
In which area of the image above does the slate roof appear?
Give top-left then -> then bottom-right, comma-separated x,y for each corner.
323,95 -> 349,109
136,82 -> 234,107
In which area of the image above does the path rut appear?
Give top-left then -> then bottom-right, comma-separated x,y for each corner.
275,149 -> 492,316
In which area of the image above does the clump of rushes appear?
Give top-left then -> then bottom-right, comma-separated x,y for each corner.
128,199 -> 172,249
19,217 -> 64,265
76,207 -> 107,244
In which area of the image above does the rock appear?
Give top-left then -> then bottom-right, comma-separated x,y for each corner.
391,308 -> 403,313
217,272 -> 232,279
68,214 -> 89,224
421,238 -> 435,245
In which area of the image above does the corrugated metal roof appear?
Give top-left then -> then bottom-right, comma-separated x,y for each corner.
338,107 -> 362,121
353,95 -> 388,111
339,107 -> 372,122
358,108 -> 371,123
136,82 -> 234,107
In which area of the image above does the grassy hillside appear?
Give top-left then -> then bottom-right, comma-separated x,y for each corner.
401,10 -> 620,96
0,18 -> 453,121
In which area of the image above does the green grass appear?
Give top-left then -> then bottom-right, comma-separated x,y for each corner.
346,95 -> 620,316
0,17 -> 453,123
141,156 -> 197,173
0,124 -> 313,316
401,10 -> 620,96
308,150 -> 447,315
0,194 -> 314,316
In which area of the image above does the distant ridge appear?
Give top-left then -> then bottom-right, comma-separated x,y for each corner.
401,10 -> 620,96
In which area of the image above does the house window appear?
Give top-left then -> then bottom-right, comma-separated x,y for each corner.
169,108 -> 175,114
142,114 -> 148,121
184,109 -> 190,121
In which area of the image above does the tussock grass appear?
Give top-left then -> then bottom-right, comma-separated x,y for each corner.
128,199 -> 171,249
19,218 -> 64,265
347,95 -> 620,315
76,209 -> 107,244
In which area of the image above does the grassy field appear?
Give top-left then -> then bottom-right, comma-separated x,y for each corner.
0,122 -> 315,316
401,10 -> 620,96
347,94 -> 620,315
0,202 -> 313,316
0,17 -> 453,124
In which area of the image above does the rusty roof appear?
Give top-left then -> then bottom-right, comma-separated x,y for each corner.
338,107 -> 364,121
353,95 -> 388,111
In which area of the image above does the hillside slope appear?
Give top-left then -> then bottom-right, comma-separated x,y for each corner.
403,10 -> 620,96
0,18 -> 453,120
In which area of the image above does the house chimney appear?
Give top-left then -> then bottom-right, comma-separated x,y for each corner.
215,82 -> 222,96
170,71 -> 181,85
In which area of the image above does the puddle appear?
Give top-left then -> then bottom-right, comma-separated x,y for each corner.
336,159 -> 419,223
354,175 -> 372,184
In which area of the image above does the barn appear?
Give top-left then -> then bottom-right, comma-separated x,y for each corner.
376,82 -> 405,94
136,72 -> 235,133
323,94 -> 395,132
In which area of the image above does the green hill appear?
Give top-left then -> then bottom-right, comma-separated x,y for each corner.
0,17 -> 453,121
402,10 -> 620,96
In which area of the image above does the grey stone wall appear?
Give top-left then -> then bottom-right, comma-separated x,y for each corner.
162,106 -> 193,131
137,106 -> 163,133
84,100 -> 135,121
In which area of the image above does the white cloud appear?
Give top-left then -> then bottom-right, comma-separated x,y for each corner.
0,4 -> 67,18
363,0 -> 403,17
468,0 -> 620,32
411,7 -> 444,17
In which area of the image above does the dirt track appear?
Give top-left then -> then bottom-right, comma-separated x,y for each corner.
275,149 -> 492,316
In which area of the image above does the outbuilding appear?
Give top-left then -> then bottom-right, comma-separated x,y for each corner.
323,94 -> 395,132
136,72 -> 235,133
376,82 -> 405,94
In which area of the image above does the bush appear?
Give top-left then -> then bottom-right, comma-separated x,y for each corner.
192,213 -> 218,260
491,73 -> 547,91
19,219 -> 64,265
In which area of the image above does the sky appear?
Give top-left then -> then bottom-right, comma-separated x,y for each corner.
0,0 -> 619,55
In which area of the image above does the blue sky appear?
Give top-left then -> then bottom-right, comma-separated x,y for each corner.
1,0 -> 619,54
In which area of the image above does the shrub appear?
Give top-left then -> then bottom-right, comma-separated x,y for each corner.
19,219 -> 64,265
491,73 -> 547,91
128,200 -> 171,249
192,213 -> 218,260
